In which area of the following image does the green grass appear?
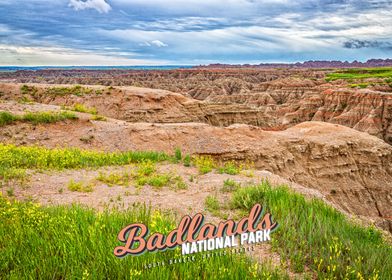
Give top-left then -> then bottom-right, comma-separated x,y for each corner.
0,111 -> 78,126
0,197 -> 288,279
326,67 -> 392,82
229,181 -> 392,279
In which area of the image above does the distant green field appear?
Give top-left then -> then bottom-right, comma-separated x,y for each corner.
326,67 -> 392,82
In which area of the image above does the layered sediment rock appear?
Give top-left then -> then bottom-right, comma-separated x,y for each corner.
1,111 -> 391,232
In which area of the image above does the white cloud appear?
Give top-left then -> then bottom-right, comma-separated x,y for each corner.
139,40 -> 168,47
68,0 -> 111,13
0,44 -> 169,66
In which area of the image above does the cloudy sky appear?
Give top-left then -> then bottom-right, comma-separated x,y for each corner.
1,0 -> 392,65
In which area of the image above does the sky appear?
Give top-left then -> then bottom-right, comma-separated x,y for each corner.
0,0 -> 392,66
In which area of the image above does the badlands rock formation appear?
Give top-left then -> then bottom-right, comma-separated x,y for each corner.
0,69 -> 392,144
1,97 -> 391,232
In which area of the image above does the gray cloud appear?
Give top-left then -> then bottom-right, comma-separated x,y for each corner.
68,0 -> 111,13
343,39 -> 392,50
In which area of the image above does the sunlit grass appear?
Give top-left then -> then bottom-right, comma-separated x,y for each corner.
0,196 -> 288,279
228,181 -> 392,279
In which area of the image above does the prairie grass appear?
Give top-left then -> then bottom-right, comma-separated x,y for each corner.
0,197 -> 288,279
229,181 -> 392,279
0,110 -> 78,126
